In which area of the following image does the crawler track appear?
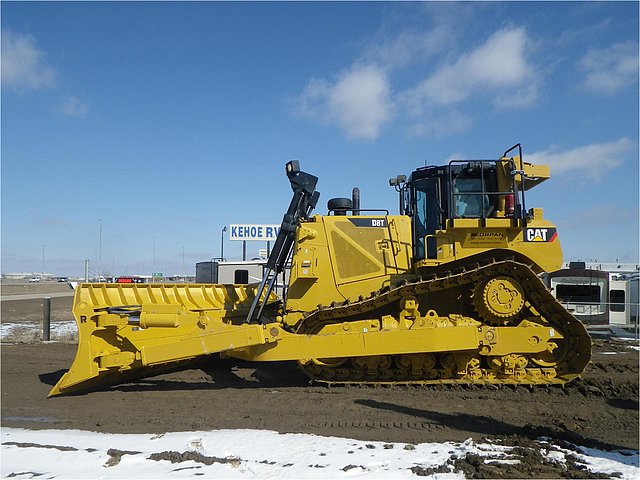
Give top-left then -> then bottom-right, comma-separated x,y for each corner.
297,255 -> 591,386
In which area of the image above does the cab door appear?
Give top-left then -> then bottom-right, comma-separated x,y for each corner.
412,176 -> 442,260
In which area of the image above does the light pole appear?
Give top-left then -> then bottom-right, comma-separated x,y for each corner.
98,218 -> 102,280
221,226 -> 227,261
152,236 -> 156,282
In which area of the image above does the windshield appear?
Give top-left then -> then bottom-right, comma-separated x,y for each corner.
449,162 -> 499,218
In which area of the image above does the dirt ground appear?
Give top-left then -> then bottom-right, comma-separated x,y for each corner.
1,283 -> 639,477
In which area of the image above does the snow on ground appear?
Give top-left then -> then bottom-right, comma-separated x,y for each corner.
618,337 -> 640,351
0,320 -> 76,341
2,428 -> 638,479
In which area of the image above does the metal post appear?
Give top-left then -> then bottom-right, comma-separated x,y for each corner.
98,219 -> 102,280
84,259 -> 89,283
221,226 -> 227,261
242,241 -> 246,261
152,236 -> 156,283
43,297 -> 51,341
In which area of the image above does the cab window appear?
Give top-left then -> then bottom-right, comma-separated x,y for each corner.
413,177 -> 441,260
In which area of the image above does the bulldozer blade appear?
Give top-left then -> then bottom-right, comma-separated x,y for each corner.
49,283 -> 279,396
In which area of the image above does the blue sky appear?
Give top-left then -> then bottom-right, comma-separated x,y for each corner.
2,2 -> 638,277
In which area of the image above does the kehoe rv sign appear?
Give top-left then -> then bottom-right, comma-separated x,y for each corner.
229,224 -> 280,241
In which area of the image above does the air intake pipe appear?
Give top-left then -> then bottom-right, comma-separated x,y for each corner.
352,187 -> 360,215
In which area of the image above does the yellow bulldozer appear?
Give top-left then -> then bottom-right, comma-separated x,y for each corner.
50,144 -> 591,396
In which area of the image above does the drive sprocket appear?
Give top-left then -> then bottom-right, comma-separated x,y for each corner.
473,276 -> 525,325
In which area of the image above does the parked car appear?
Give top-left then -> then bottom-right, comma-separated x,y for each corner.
29,276 -> 41,283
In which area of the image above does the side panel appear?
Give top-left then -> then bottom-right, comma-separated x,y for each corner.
416,216 -> 563,274
285,215 -> 412,321
325,216 -> 411,281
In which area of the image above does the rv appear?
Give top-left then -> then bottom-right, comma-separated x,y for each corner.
547,262 -> 639,327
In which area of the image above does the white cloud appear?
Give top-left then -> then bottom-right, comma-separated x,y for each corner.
579,41 -> 639,95
295,24 -> 541,140
1,30 -> 56,90
407,110 -> 472,138
296,64 -> 392,140
492,83 -> 539,109
526,137 -> 633,180
362,26 -> 453,71
53,96 -> 88,117
407,28 -> 535,107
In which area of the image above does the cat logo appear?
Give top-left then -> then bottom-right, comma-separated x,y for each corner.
524,227 -> 557,242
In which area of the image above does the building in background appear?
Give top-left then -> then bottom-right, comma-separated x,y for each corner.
196,259 -> 290,297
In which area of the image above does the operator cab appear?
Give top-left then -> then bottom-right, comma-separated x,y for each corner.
393,145 -> 529,261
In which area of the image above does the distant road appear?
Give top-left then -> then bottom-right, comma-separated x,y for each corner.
1,292 -> 75,301
1,280 -> 75,299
